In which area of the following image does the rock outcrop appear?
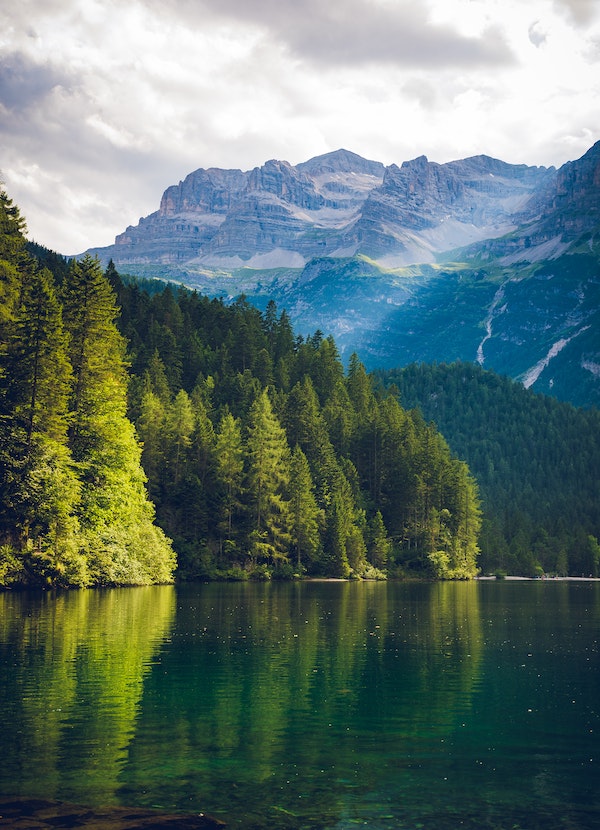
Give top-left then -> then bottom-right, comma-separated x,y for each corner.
86,147 -> 556,267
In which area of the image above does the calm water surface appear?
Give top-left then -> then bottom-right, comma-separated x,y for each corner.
0,580 -> 598,829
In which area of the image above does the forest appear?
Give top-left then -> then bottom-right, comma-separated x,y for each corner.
377,362 -> 600,577
0,190 -> 481,587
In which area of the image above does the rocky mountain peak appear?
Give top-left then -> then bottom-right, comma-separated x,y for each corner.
400,155 -> 429,169
298,148 -> 385,178
87,142 -> 599,269
158,167 -> 247,217
244,158 -> 323,210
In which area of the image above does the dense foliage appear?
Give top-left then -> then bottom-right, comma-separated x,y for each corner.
0,193 -> 175,586
376,362 -> 600,577
108,274 -> 481,581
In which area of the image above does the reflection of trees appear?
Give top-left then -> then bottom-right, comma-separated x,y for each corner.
122,582 -> 483,826
0,587 -> 175,804
0,583 -> 483,826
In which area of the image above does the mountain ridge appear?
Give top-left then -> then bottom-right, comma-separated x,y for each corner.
82,142 -> 600,408
86,146 -> 555,268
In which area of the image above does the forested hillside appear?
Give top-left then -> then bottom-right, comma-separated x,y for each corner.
376,362 -> 600,577
0,190 -> 481,585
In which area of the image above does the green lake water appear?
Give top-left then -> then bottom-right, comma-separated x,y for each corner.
0,580 -> 598,829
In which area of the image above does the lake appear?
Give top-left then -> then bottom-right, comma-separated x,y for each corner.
0,580 -> 598,829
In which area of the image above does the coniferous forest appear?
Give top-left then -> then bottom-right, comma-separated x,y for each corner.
0,193 -> 175,587
5,188 -> 600,586
0,191 -> 482,586
376,363 -> 600,578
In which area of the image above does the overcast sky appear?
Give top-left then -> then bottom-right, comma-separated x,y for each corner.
1,0 -> 599,255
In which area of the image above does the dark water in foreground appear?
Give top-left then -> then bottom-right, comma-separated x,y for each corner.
0,580 -> 598,829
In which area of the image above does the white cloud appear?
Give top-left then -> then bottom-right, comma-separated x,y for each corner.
0,0 -> 599,253
553,0 -> 598,25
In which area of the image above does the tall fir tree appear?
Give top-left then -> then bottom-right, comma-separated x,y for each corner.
215,411 -> 245,555
288,445 -> 323,572
0,265 -> 81,580
0,190 -> 28,345
245,388 -> 292,565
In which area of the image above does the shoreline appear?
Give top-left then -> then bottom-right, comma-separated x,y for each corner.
476,575 -> 600,581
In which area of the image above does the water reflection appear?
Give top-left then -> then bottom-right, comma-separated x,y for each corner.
1,581 -> 598,829
0,587 -> 175,804
119,581 -> 483,826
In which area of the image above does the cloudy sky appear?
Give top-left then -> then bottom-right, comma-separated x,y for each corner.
1,0 -> 599,255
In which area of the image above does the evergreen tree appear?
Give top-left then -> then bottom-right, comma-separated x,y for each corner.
136,384 -> 166,502
61,255 -> 175,585
288,445 -> 323,572
284,376 -> 332,464
215,411 -> 244,553
245,388 -> 292,565
368,510 -> 391,570
319,459 -> 356,578
0,190 -> 28,343
165,390 -> 195,486
322,377 -> 355,457
346,353 -> 379,492
0,265 -> 81,581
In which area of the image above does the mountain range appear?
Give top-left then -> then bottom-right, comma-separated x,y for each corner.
85,141 -> 600,407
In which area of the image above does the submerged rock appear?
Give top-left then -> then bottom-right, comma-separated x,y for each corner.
0,797 -> 226,829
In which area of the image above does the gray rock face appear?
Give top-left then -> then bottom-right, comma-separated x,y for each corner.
455,141 -> 600,264
86,145 -> 598,269
349,155 -> 553,264
520,140 -> 600,238
103,150 -> 385,266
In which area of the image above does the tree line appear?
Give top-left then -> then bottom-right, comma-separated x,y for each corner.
0,189 -> 481,585
376,361 -> 600,577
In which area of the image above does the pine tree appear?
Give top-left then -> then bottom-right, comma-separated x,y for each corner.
0,190 -> 28,345
368,510 -> 391,570
284,376 -> 332,464
215,411 -> 244,550
346,353 -> 378,491
0,265 -> 81,580
136,384 -> 166,502
165,390 -> 195,486
320,459 -> 355,578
